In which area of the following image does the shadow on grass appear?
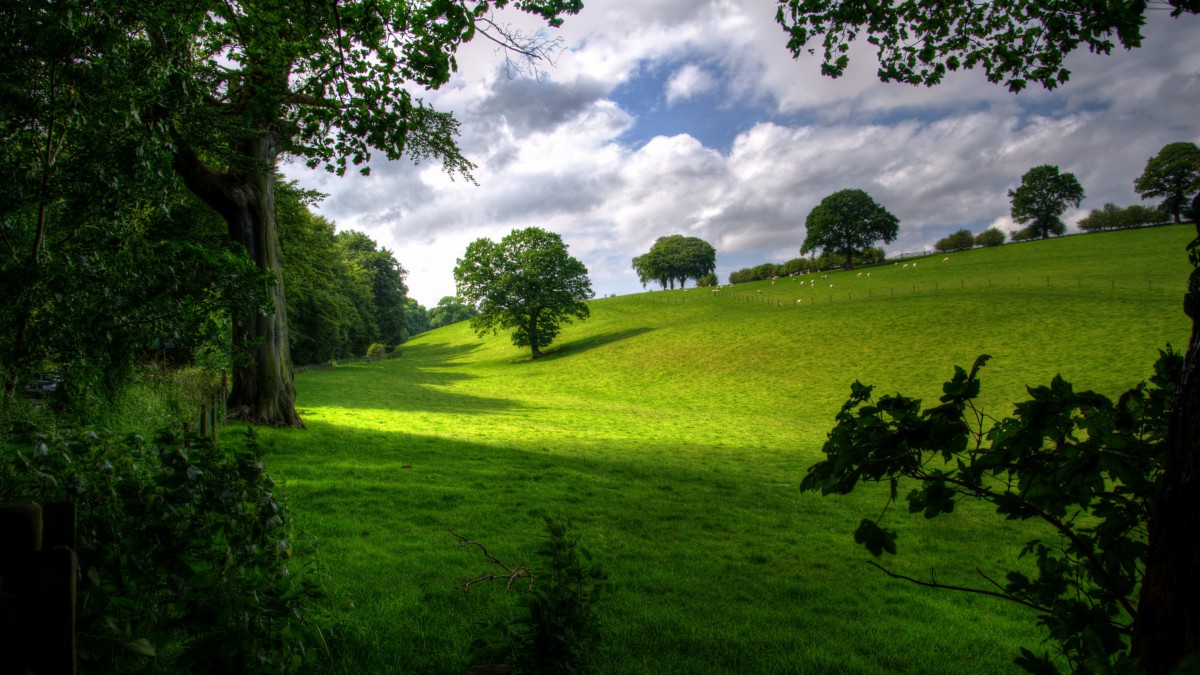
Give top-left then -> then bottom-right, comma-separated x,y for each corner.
296,340 -> 524,416
537,327 -> 653,360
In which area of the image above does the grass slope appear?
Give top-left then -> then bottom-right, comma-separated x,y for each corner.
261,225 -> 1194,674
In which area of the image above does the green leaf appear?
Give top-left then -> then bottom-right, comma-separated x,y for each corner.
124,638 -> 156,657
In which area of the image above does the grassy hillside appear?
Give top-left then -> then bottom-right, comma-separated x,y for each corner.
261,224 -> 1194,674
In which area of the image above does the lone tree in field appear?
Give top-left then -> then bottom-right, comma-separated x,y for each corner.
1135,142 -> 1200,224
1008,166 -> 1085,240
777,1 -> 1200,672
631,235 -> 717,289
67,0 -> 581,426
801,189 -> 899,271
454,227 -> 593,359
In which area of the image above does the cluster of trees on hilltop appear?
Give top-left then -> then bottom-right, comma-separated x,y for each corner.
728,248 -> 885,284
631,235 -> 717,290
934,227 -> 1007,252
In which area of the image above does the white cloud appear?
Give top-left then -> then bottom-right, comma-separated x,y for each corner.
282,1 -> 1200,306
666,64 -> 717,105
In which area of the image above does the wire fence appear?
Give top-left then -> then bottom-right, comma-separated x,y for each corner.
708,274 -> 1182,309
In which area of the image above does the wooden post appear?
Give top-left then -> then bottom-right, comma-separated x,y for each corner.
0,501 -> 78,675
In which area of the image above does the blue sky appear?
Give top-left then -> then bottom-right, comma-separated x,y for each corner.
284,1 -> 1200,307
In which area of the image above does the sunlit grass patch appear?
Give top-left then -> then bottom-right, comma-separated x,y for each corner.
264,224 -> 1194,673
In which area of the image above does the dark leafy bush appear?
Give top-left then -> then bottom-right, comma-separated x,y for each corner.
974,228 -> 1006,247
934,229 -> 975,252
0,427 -> 331,673
696,272 -> 718,287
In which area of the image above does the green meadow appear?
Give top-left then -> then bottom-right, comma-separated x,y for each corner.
260,225 -> 1195,674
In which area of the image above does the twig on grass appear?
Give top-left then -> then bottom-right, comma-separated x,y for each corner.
449,529 -> 535,592
865,561 -> 1052,614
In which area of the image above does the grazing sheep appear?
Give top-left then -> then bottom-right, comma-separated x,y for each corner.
796,298 -> 803,304
829,283 -> 835,288
912,262 -> 917,267
771,281 -> 776,285
943,257 -> 949,262
903,263 -> 909,268
757,289 -> 763,294
867,272 -> 871,278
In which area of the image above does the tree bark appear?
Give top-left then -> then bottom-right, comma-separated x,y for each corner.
172,131 -> 304,428
1133,215 -> 1200,672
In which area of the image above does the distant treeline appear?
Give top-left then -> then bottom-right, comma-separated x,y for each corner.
728,247 -> 885,284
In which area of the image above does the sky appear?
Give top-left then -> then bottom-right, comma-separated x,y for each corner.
282,1 -> 1200,307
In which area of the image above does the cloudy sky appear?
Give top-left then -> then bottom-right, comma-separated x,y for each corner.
283,1 -> 1200,307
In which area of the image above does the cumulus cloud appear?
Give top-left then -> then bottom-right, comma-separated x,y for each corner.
666,64 -> 717,105
282,0 -> 1200,305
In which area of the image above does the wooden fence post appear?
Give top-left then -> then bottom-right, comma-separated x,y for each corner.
0,501 -> 78,675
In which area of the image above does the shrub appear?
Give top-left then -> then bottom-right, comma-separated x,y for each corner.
856,247 -> 886,265
463,517 -> 608,674
0,427 -> 331,673
934,229 -> 974,253
696,272 -> 718,287
974,228 -> 1006,247
366,342 -> 386,358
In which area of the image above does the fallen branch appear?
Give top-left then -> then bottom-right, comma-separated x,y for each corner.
449,529 -> 535,592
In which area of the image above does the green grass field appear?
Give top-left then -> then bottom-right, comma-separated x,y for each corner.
260,225 -> 1195,673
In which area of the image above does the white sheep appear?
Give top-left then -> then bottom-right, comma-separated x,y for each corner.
856,272 -> 862,277
756,289 -> 763,294
796,298 -> 803,304
912,262 -> 917,267
829,283 -> 835,288
867,272 -> 871,278
943,257 -> 949,262
903,263 -> 909,268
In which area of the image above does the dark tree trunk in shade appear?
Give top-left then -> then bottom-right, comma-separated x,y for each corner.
173,131 -> 304,428
1132,211 -> 1200,672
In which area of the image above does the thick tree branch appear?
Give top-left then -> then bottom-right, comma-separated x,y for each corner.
168,125 -> 237,220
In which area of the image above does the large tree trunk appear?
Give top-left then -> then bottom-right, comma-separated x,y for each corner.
1132,215 -> 1200,672
173,131 -> 304,428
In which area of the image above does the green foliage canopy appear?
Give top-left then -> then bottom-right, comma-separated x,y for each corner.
454,227 -> 593,359
429,296 -> 479,329
934,228 -> 975,253
802,349 -> 1180,672
1078,203 -> 1166,232
801,189 -> 899,271
1134,142 -> 1200,224
776,0 -> 1200,92
1008,165 -> 1085,240
974,228 -> 1006,248
631,235 -> 717,290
